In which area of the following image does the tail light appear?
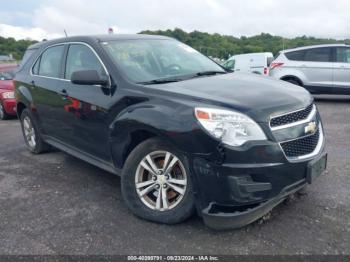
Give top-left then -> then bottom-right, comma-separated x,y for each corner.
264,67 -> 269,75
1,91 -> 15,99
270,62 -> 284,70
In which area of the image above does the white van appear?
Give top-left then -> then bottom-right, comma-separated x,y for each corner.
223,52 -> 274,76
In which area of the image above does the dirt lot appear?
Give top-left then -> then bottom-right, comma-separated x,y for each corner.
0,95 -> 349,255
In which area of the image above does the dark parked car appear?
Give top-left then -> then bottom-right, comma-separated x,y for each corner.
0,64 -> 18,119
14,35 -> 327,229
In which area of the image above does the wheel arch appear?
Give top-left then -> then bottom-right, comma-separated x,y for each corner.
16,102 -> 27,118
119,128 -> 159,169
280,75 -> 304,86
16,84 -> 34,118
108,103 -> 219,170
109,113 -> 176,170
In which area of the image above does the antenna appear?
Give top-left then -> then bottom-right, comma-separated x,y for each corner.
64,29 -> 68,37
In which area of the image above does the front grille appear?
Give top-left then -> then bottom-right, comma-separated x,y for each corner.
280,128 -> 320,158
270,104 -> 314,128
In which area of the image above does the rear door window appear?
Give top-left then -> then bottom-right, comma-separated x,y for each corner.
336,47 -> 350,63
304,48 -> 332,62
34,45 -> 65,78
32,57 -> 40,75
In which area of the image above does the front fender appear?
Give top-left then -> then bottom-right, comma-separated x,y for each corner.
108,102 -> 219,169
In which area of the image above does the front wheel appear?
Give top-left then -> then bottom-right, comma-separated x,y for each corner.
121,138 -> 195,224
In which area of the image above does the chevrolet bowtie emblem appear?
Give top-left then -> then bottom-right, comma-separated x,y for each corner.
305,121 -> 317,134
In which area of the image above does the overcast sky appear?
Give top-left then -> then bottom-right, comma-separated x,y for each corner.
1,0 -> 350,40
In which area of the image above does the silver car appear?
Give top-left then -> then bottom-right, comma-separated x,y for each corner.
270,44 -> 350,95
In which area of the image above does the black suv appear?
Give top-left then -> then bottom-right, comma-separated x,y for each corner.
14,35 -> 327,229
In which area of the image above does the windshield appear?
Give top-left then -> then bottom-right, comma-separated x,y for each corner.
101,39 -> 225,83
0,70 -> 15,80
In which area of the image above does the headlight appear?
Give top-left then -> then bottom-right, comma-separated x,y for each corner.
2,91 -> 15,99
195,107 -> 267,146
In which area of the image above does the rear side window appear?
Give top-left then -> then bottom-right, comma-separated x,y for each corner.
64,44 -> 105,80
304,48 -> 332,62
285,50 -> 305,61
33,45 -> 65,78
336,47 -> 350,63
19,48 -> 37,69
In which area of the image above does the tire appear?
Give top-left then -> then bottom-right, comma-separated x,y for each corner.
20,109 -> 50,154
285,78 -> 301,86
121,138 -> 195,224
0,103 -> 9,120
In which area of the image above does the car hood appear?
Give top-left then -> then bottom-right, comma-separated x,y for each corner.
149,73 -> 312,123
0,80 -> 15,91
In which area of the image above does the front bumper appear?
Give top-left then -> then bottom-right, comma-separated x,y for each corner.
201,178 -> 306,230
1,98 -> 16,115
191,141 -> 327,230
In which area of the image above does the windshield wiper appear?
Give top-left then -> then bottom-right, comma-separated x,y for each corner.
138,77 -> 184,85
193,71 -> 227,77
138,71 -> 227,85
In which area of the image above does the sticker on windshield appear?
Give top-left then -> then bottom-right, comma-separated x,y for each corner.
178,43 -> 198,53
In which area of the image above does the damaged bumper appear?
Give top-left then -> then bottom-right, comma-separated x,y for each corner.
192,142 -> 327,230
201,179 -> 306,230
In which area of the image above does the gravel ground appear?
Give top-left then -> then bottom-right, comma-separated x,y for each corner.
0,95 -> 349,255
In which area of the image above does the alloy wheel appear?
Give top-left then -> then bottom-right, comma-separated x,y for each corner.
135,151 -> 188,211
23,116 -> 36,149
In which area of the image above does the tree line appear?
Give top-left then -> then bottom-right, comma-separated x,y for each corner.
1,28 -> 349,61
140,28 -> 349,59
0,36 -> 37,61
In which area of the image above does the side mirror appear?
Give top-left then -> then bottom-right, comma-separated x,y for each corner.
71,70 -> 109,86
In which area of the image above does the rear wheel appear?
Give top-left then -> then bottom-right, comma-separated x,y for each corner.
20,109 -> 50,154
0,103 -> 9,120
121,138 -> 195,224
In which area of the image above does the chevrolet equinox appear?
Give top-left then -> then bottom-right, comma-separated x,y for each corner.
14,35 -> 327,229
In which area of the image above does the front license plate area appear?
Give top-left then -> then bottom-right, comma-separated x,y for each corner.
306,153 -> 327,184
